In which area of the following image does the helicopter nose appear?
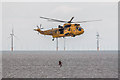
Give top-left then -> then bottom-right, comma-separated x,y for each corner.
78,27 -> 84,34
82,28 -> 84,33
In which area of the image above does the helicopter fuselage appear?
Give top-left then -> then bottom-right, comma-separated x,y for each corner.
34,16 -> 101,41
34,23 -> 84,38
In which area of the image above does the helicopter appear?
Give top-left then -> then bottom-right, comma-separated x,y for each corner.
34,17 -> 101,41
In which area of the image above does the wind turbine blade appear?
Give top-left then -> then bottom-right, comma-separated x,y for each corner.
8,36 -> 11,39
13,35 -> 19,40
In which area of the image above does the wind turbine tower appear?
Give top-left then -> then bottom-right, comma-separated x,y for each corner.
10,28 -> 14,51
96,32 -> 100,51
64,37 -> 66,51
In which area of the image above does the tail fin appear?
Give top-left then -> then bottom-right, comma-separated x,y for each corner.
34,28 -> 40,31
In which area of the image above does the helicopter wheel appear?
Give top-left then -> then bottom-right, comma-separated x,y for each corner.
73,35 -> 75,37
52,38 -> 54,41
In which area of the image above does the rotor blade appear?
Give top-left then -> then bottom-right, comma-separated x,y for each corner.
68,17 -> 74,23
71,19 -> 102,23
40,16 -> 67,23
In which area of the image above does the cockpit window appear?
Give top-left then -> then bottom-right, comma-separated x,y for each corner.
78,28 -> 81,31
68,28 -> 70,31
76,27 -> 78,30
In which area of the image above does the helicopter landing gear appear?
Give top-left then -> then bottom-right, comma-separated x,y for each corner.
73,35 -> 75,37
52,38 -> 54,41
72,34 -> 75,37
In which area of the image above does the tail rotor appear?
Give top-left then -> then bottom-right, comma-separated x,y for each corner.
40,24 -> 43,29
37,25 -> 39,29
34,24 -> 43,34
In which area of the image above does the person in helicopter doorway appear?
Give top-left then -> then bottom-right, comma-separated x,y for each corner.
59,60 -> 62,67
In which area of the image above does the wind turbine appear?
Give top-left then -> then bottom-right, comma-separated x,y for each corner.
9,26 -> 18,51
96,32 -> 100,51
10,27 -> 14,51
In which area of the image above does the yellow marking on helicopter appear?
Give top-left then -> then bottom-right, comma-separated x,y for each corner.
34,17 -> 101,41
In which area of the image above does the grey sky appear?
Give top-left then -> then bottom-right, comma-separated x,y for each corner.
2,2 -> 118,51
0,1 -> 2,51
